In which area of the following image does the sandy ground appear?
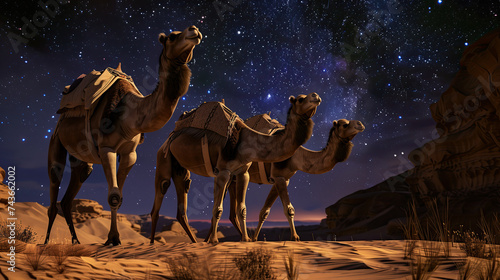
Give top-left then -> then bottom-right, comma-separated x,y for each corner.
0,202 -> 469,279
0,240 -> 469,280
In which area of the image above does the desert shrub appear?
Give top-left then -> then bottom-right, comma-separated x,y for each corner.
0,221 -> 37,243
233,248 -> 277,280
166,253 -> 237,280
459,231 -> 487,258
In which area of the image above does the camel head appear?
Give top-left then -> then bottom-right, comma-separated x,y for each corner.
289,92 -> 322,118
331,119 -> 365,141
158,25 -> 202,65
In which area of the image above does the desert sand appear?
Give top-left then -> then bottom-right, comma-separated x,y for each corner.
1,239 -> 468,280
0,202 -> 469,280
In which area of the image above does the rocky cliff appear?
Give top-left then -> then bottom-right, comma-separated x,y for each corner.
323,171 -> 412,237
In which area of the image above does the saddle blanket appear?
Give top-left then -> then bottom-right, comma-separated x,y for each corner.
58,67 -> 139,111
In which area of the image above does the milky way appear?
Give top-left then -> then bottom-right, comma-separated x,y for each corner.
0,0 -> 498,223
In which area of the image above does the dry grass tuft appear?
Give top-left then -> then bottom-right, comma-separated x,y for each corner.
456,259 -> 479,280
410,256 -> 432,280
23,245 -> 47,271
284,250 -> 300,280
166,252 -> 238,280
45,244 -> 91,274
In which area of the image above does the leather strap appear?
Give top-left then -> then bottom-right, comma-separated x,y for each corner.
202,135 -> 215,177
258,162 -> 272,185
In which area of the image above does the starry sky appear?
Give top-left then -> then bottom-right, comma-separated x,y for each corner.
0,0 -> 499,224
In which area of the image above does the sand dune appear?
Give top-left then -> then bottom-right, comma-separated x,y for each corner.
0,202 -> 147,244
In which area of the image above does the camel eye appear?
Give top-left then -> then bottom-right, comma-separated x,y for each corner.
343,124 -> 348,128
168,34 -> 178,41
298,97 -> 305,103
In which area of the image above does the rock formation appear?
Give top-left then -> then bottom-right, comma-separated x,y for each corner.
57,199 -> 103,223
324,171 -> 412,236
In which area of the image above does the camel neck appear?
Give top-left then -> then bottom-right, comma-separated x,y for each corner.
238,108 -> 314,163
135,61 -> 191,133
296,134 -> 353,174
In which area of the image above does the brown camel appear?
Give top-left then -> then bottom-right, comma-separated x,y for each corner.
150,92 -> 322,244
234,118 -> 364,241
45,26 -> 202,246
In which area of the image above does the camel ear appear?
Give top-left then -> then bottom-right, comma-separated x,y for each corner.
289,96 -> 296,104
332,120 -> 338,127
268,111 -> 271,116
158,33 -> 167,44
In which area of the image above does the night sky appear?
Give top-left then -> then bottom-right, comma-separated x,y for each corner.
1,0 -> 499,224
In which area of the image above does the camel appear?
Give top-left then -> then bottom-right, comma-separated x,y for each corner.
236,118 -> 364,241
150,92 -> 322,244
45,26 -> 202,246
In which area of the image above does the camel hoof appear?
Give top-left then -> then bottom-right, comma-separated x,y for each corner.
251,238 -> 258,242
208,238 -> 219,244
72,238 -> 81,245
104,237 -> 121,246
291,235 -> 301,242
241,237 -> 251,242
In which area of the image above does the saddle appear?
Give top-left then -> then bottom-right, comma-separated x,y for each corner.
173,101 -> 242,147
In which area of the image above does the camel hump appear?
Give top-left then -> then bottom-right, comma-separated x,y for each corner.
244,113 -> 284,135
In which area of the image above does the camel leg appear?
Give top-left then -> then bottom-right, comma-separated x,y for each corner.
45,134 -> 67,244
228,181 -> 243,236
208,169 -> 231,244
234,172 -> 250,242
103,151 -> 137,246
60,156 -> 93,244
274,177 -> 300,241
172,168 -> 197,243
204,180 -> 241,243
99,147 -> 122,246
150,150 -> 172,243
252,185 -> 279,241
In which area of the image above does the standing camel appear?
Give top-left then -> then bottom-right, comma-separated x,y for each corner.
45,26 -> 202,246
230,118 -> 365,241
150,92 -> 322,244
